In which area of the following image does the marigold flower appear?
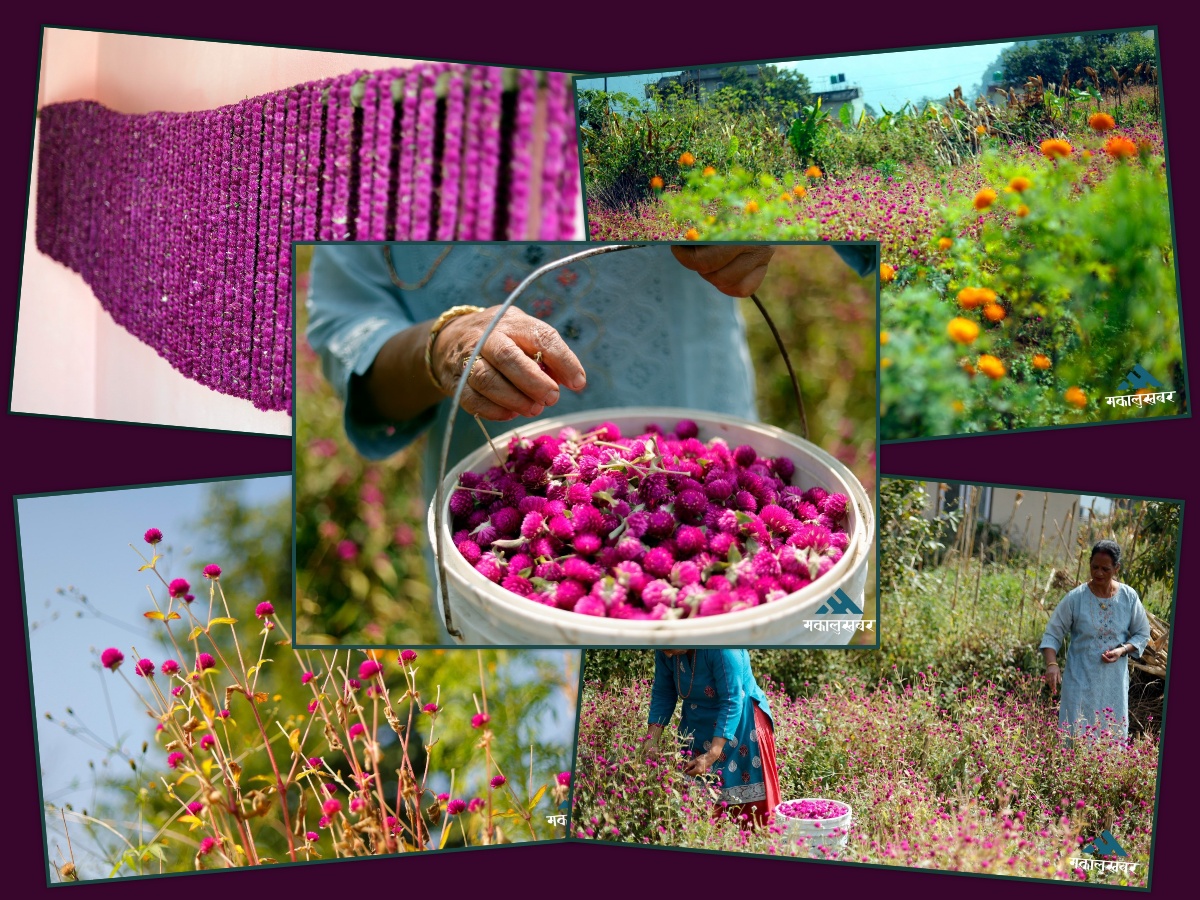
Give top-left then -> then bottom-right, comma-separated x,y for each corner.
134,658 -> 155,677
879,263 -> 895,284
1016,204 -> 1030,218
702,166 -> 716,177
956,287 -> 995,310
1065,386 -> 1088,409
983,303 -> 1007,322
144,528 -> 163,545
1082,149 -> 1093,159
778,192 -> 793,204
880,331 -> 889,346
938,237 -> 953,250
1040,139 -> 1072,159
881,358 -> 892,369
168,578 -> 190,599
684,227 -> 700,240
947,318 -> 980,344
951,400 -> 965,414
1032,354 -> 1052,370
1007,176 -> 1031,193
1088,112 -> 1116,132
744,200 -> 759,214
793,184 -> 807,198
202,564 -> 221,579
977,355 -> 1006,380
973,188 -> 997,210
101,648 -> 124,670
678,151 -> 695,166
1104,136 -> 1137,160
649,176 -> 664,190
975,125 -> 988,135
805,166 -> 822,178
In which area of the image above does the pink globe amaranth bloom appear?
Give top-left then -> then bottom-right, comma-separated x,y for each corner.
305,831 -> 319,842
350,796 -> 366,813
218,709 -> 230,719
187,801 -> 203,815
183,594 -> 195,604
195,653 -> 216,672
399,649 -> 418,663
202,564 -> 222,579
318,815 -> 331,828
422,703 -> 439,714
337,540 -> 358,561
198,836 -> 217,856
471,712 -> 491,729
468,797 -> 486,813
144,528 -> 163,545
167,752 -> 186,769
348,723 -> 367,740
490,774 -> 506,789
446,798 -> 467,815
308,699 -> 320,713
308,757 -> 323,768
199,734 -> 216,751
100,648 -> 124,671
168,578 -> 190,599
557,771 -> 571,786
322,798 -> 342,816
255,601 -> 275,618
134,658 -> 155,677
358,659 -> 383,680
160,659 -> 180,676
171,686 -> 186,697
301,671 -> 316,685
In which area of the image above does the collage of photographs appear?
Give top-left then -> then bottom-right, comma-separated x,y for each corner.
3,12 -> 1193,898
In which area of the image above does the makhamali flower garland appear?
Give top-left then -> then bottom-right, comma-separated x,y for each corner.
35,65 -> 580,413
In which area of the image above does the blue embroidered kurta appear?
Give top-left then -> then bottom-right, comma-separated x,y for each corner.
648,650 -> 774,804
1039,582 -> 1151,739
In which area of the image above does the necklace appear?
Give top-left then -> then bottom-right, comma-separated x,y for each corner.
1090,581 -> 1117,609
674,652 -> 696,699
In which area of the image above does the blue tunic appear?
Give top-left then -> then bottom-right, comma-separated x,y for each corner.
1039,582 -> 1151,739
648,650 -> 774,804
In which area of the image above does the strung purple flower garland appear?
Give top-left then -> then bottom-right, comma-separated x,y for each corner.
36,64 -> 581,413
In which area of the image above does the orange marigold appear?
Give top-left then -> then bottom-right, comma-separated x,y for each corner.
1088,112 -> 1116,132
1104,136 -> 1137,160
779,193 -> 794,204
880,331 -> 889,346
1032,353 -> 1052,370
881,357 -> 893,369
1016,204 -> 1030,218
1040,139 -> 1073,160
1082,150 -> 1093,159
880,263 -> 896,283
793,185 -> 807,199
947,317 -> 981,344
938,237 -> 953,251
684,227 -> 700,240
805,166 -> 822,178
679,151 -> 695,166
975,125 -> 988,135
702,166 -> 717,177
973,188 -> 998,210
1007,176 -> 1031,193
744,200 -> 759,214
951,400 -> 966,413
956,287 -> 996,310
983,303 -> 1007,322
1065,386 -> 1087,409
977,354 -> 1006,380
649,176 -> 664,190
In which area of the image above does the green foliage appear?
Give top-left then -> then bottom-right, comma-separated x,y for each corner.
1000,32 -> 1157,90
787,98 -> 830,168
877,479 -> 949,594
582,650 -> 654,687
1118,501 -> 1181,611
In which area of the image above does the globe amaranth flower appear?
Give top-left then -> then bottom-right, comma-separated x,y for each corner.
358,659 -> 383,680
160,659 -> 180,675
490,774 -> 506,788
468,798 -> 486,813
144,528 -> 163,545
199,734 -> 216,751
202,564 -> 221,579
101,648 -> 124,671
322,799 -> 342,816
422,702 -> 439,714
1088,112 -> 1116,132
301,671 -> 316,685
134,658 -> 155,677
305,831 -> 319,842
218,709 -> 230,719
947,318 -> 980,344
446,798 -> 468,815
557,771 -> 571,786
167,752 -> 186,769
168,578 -> 190,599
1065,387 -> 1088,409
187,801 -> 203,815
348,723 -> 367,740
399,649 -> 418,663
255,601 -> 274,618
195,653 -> 216,672
198,836 -> 217,856
471,712 -> 491,729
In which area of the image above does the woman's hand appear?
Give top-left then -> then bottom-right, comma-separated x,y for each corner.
433,306 -> 586,421
670,245 -> 776,297
1044,663 -> 1061,694
1101,646 -> 1126,664
682,749 -> 721,776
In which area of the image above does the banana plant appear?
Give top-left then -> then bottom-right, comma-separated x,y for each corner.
787,97 -> 830,167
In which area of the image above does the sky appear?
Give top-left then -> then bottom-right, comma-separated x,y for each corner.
579,40 -> 1016,113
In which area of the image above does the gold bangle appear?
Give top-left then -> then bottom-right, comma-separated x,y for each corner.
424,305 -> 484,393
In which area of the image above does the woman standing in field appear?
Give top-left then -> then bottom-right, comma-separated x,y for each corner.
1040,540 -> 1152,740
641,649 -> 779,826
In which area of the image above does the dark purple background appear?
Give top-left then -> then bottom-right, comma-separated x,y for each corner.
3,3 -> 1190,895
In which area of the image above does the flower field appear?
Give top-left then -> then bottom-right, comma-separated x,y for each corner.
583,46 -> 1182,438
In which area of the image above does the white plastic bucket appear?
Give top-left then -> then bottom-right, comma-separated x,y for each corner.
773,797 -> 853,856
429,407 -> 874,645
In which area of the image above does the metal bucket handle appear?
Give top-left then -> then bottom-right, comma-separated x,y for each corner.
432,243 -> 808,639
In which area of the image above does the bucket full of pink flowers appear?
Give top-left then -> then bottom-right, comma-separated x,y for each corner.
774,798 -> 853,856
429,407 -> 873,644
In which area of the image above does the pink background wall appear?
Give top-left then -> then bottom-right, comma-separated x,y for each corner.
15,29 -> 584,433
